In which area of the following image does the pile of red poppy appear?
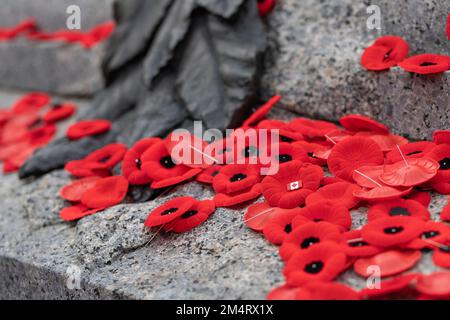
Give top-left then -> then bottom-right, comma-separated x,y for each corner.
361,35 -> 450,74
0,92 -> 76,173
0,18 -> 115,49
55,93 -> 450,299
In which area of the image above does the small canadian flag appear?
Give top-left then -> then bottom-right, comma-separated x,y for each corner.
287,181 -> 302,191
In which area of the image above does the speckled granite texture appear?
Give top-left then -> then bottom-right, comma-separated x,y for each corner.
262,0 -> 450,140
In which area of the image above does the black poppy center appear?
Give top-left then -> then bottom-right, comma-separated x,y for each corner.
307,152 -> 317,159
281,136 -> 293,143
389,207 -> 410,217
406,151 -> 422,156
211,170 -> 219,177
160,156 -> 176,169
439,246 -> 450,253
304,261 -> 324,274
278,154 -> 292,163
243,146 -> 258,158
313,218 -> 323,222
383,48 -> 393,62
439,158 -> 450,170
181,210 -> 198,219
161,208 -> 178,216
422,231 -> 440,239
301,237 -> 320,249
135,158 -> 142,169
349,241 -> 369,247
284,223 -> 292,234
383,226 -> 404,234
230,173 -> 247,182
420,61 -> 437,67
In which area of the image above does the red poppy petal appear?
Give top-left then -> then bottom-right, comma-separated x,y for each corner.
59,176 -> 101,202
368,199 -> 430,222
64,160 -> 111,178
340,114 -> 390,134
262,209 -> 301,245
66,119 -> 111,140
196,165 -> 221,184
305,181 -> 360,209
380,158 -> 439,187
81,176 -> 129,209
386,141 -> 436,164
150,168 -> 202,189
60,204 -> 104,221
360,36 -> 409,71
432,244 -> 450,268
340,230 -> 383,257
368,134 -> 408,153
295,281 -> 360,300
43,103 -> 76,123
353,185 -> 413,202
354,250 -> 421,278
433,130 -> 450,145
213,185 -> 261,208
398,54 -> 450,75
266,284 -> 303,300
415,272 -> 450,298
244,202 -> 279,232
144,196 -> 197,228
257,0 -> 277,17
442,199 -> 450,222
359,273 -> 419,299
243,95 -> 281,127
163,199 -> 215,233
12,92 -> 50,114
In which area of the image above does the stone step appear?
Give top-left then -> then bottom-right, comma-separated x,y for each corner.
263,0 -> 449,140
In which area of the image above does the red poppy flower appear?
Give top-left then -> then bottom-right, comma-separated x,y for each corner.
0,19 -> 36,40
279,222 -> 341,261
442,199 -> 450,222
305,181 -> 360,209
141,141 -> 201,189
262,209 -> 302,245
11,92 -> 50,114
368,199 -> 430,222
212,164 -> 261,194
196,165 -> 222,184
360,36 -> 409,71
404,190 -> 431,207
257,119 -> 304,142
59,204 -> 105,221
294,281 -> 360,300
244,202 -> 280,232
144,196 -> 197,228
43,103 -> 76,123
271,142 -> 310,165
339,230 -> 383,257
359,273 -> 419,299
122,138 -> 160,185
427,145 -> 450,191
66,119 -> 111,140
0,113 -> 39,144
213,184 -> 261,207
283,243 -> 347,286
398,54 -> 450,74
59,176 -> 101,202
386,142 -> 436,164
266,284 -> 303,300
257,0 -> 277,17
261,161 -> 323,209
432,241 -> 450,268
380,158 -> 439,187
354,250 -> 421,278
80,176 -> 129,209
361,216 -> 426,247
64,159 -> 111,178
288,118 -> 338,139
340,114 -> 390,134
406,221 -> 450,250
164,132 -> 212,169
292,202 -> 352,231
83,143 -> 127,169
433,130 -> 450,145
2,160 -> 19,173
292,141 -> 329,166
367,134 -> 409,153
243,95 -> 281,127
354,185 -> 413,202
26,123 -> 56,147
328,136 -> 384,182
447,13 -> 450,40
163,199 -> 215,233
415,272 -> 450,298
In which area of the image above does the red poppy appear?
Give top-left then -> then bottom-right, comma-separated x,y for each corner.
213,184 -> 261,207
398,54 -> 450,74
386,142 -> 436,164
144,196 -> 197,228
66,119 -> 111,140
2,160 -> 19,173
447,13 -> 450,40
243,95 -> 281,127
26,123 -> 56,147
80,176 -> 129,209
122,138 -> 160,185
43,103 -> 76,123
261,161 -> 323,209
59,176 -> 101,202
292,141 -> 329,166
0,19 -> 36,40
196,165 -> 222,184
212,164 -> 261,194
328,136 -> 384,182
0,113 -> 39,144
84,143 -> 127,169
367,134 -> 409,153
354,250 -> 421,278
64,159 -> 111,178
305,181 -> 360,209
433,130 -> 450,145
204,137 -> 235,165
404,190 -> 431,207
294,281 -> 360,300
288,118 -> 338,139
283,243 -> 347,286
380,158 -> 439,187
360,36 -> 409,71
360,273 -> 419,299
141,141 -> 201,189
279,222 -> 341,261
164,132 -> 212,169
244,202 -> 280,232
339,230 -> 383,257
262,209 -> 302,245
11,92 -> 50,114
266,284 -> 303,300
406,221 -> 450,250
59,204 -> 105,221
361,216 -> 426,247
442,199 -> 450,222
271,142 -> 310,165
292,202 -> 352,231
415,272 -> 450,298
368,199 -> 430,222
257,119 -> 304,142
340,114 -> 390,134
432,241 -> 450,268
427,145 -> 450,192
257,0 -> 277,17
163,199 -> 215,233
